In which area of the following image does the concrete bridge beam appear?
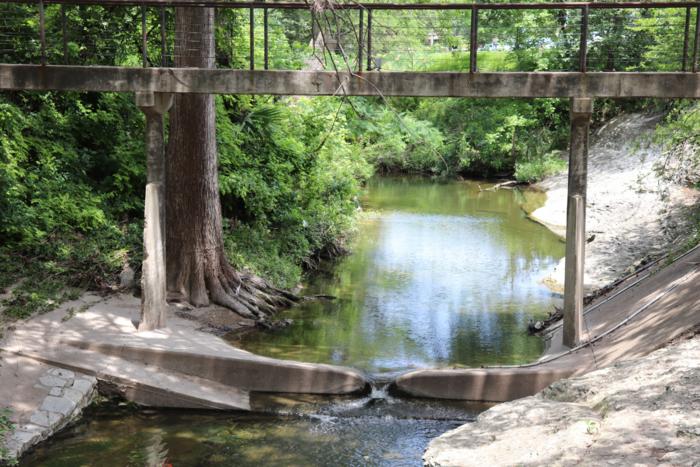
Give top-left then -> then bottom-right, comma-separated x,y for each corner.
563,98 -> 593,348
135,91 -> 173,331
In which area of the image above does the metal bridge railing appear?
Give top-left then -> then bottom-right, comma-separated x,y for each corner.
3,1 -> 699,73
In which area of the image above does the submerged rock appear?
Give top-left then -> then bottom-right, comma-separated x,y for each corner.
424,335 -> 700,466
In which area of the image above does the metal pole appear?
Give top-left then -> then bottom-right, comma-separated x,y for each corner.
249,7 -> 255,70
160,7 -> 167,66
366,9 -> 372,70
469,5 -> 478,73
579,5 -> 588,72
358,9 -> 364,72
563,98 -> 593,349
142,6 -> 148,67
263,7 -> 269,69
693,6 -> 700,72
682,7 -> 691,71
39,0 -> 46,65
61,5 -> 68,63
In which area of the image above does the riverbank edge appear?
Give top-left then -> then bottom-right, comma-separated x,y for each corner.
423,330 -> 700,466
526,112 -> 700,294
0,357 -> 98,464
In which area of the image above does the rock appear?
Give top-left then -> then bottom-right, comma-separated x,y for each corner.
40,396 -> 77,416
119,265 -> 136,289
424,336 -> 700,466
71,378 -> 94,394
38,375 -> 68,388
49,387 -> 62,396
48,368 -> 75,380
425,398 -> 600,466
62,388 -> 84,404
29,410 -> 51,428
238,319 -> 256,327
11,430 -> 42,447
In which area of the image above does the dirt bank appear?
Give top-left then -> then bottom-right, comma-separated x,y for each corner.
530,112 -> 699,292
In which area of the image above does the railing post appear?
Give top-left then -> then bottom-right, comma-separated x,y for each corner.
366,9 -> 372,71
579,5 -> 588,72
358,8 -> 364,73
682,7 -> 691,71
693,6 -> 700,73
563,98 -> 593,349
264,6 -> 269,70
469,5 -> 478,73
38,0 -> 46,65
160,7 -> 167,67
141,6 -> 148,67
249,7 -> 255,70
61,5 -> 67,64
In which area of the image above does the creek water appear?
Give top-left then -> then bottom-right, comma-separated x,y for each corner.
21,177 -> 564,467
233,176 -> 564,373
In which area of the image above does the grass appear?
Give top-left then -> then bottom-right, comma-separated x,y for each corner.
380,49 -> 516,72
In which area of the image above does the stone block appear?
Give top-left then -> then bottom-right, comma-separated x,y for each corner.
71,378 -> 94,394
12,430 -> 42,446
62,388 -> 84,404
38,375 -> 68,388
47,411 -> 62,427
29,410 -> 51,428
48,368 -> 75,380
49,387 -> 62,396
40,396 -> 76,416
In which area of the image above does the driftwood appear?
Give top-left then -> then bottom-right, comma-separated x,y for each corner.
478,180 -> 525,192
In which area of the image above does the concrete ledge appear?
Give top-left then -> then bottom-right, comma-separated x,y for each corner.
394,368 -> 575,402
63,340 -> 369,395
1,65 -> 699,98
8,348 -> 252,411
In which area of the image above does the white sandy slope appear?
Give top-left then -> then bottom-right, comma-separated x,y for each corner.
531,113 -> 699,292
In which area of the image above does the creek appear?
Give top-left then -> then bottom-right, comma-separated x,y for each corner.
21,176 -> 564,466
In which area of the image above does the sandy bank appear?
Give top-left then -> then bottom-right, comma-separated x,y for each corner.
531,112 -> 699,292
424,333 -> 700,466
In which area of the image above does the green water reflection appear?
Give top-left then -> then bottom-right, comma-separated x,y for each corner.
233,177 -> 565,373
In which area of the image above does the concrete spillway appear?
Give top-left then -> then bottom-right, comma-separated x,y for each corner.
394,244 -> 700,401
2,244 -> 698,408
0,294 -> 368,411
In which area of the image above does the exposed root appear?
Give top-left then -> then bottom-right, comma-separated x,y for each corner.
168,249 -> 300,323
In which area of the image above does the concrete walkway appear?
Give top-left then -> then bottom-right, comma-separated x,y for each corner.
395,245 -> 700,401
0,294 -> 369,415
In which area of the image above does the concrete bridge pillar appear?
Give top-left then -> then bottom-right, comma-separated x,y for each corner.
136,92 -> 173,331
563,97 -> 593,348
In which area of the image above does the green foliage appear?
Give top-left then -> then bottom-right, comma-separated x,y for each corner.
0,408 -> 15,464
0,90 -> 144,319
412,98 -> 568,177
515,151 -> 567,183
218,95 -> 372,287
652,101 -> 700,188
1,1 -> 696,317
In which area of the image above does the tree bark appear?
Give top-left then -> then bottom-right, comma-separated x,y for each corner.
166,7 -> 297,320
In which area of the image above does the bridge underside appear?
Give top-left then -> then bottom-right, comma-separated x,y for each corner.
1,65 -> 699,98
3,63 -> 697,348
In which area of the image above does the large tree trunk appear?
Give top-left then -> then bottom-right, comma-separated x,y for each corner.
166,7 -> 297,320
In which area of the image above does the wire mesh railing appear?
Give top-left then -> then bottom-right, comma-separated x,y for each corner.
0,1 -> 697,73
